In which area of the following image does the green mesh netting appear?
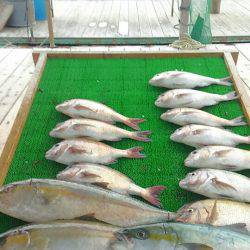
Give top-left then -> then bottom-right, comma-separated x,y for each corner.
189,0 -> 212,44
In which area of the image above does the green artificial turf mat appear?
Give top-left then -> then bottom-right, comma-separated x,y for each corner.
0,56 -> 249,233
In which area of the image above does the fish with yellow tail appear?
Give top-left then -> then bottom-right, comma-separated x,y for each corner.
0,179 -> 175,226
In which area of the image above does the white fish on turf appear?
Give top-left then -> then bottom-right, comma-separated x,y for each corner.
170,124 -> 250,148
155,89 -> 238,109
149,70 -> 232,89
0,179 -> 175,226
161,108 -> 246,127
0,221 -> 123,250
179,169 -> 250,202
56,99 -> 145,130
57,163 -> 165,206
46,138 -> 145,165
185,146 -> 250,171
49,118 -> 151,142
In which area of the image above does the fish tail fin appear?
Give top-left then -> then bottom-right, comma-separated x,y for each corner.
223,91 -> 239,101
230,116 -> 247,126
126,147 -> 145,158
142,186 -> 166,207
131,130 -> 152,142
218,76 -> 232,86
123,118 -> 145,130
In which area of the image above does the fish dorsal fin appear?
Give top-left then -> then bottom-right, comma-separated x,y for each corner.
221,223 -> 249,234
207,200 -> 218,224
177,243 -> 213,250
211,178 -> 237,192
213,149 -> 232,158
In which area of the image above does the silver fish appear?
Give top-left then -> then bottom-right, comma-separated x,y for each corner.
120,222 -> 250,250
149,70 -> 232,89
0,179 -> 175,225
57,163 -> 165,207
155,89 -> 238,109
45,138 -> 145,165
0,221 -> 123,250
49,118 -> 151,142
176,199 -> 250,231
179,169 -> 250,203
170,124 -> 250,148
56,99 -> 145,130
185,146 -> 250,171
161,108 -> 246,127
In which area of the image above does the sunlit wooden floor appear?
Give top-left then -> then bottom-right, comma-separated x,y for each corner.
0,0 -> 250,44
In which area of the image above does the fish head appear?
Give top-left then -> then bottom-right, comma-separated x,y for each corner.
179,170 -> 207,190
170,126 -> 190,142
155,93 -> 167,107
149,72 -> 168,86
45,142 -> 68,161
160,109 -> 181,121
0,230 -> 30,249
0,182 -> 22,208
176,201 -> 208,224
119,223 -> 179,249
55,100 -> 73,113
57,166 -> 81,181
184,148 -> 209,167
49,122 -> 68,138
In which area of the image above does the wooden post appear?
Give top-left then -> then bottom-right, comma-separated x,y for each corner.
46,0 -> 55,48
179,0 -> 191,38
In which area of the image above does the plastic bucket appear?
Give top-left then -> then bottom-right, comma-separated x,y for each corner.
34,0 -> 47,20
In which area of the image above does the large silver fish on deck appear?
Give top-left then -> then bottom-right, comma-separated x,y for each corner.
149,70 -> 232,89
121,222 -> 250,250
49,118 -> 151,142
45,138 -> 145,165
176,199 -> 250,231
56,99 -> 145,130
185,146 -> 250,171
161,108 -> 246,127
0,179 -> 175,226
2,221 -> 250,250
155,89 -> 238,109
0,221 -> 122,250
170,124 -> 250,148
179,169 -> 250,203
57,163 -> 165,207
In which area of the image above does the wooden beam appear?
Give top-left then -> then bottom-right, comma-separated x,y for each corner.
223,52 -> 250,124
179,0 -> 191,38
0,53 -> 47,185
46,0 -> 55,48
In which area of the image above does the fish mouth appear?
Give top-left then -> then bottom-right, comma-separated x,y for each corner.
179,179 -> 188,188
149,78 -> 156,85
184,159 -> 191,167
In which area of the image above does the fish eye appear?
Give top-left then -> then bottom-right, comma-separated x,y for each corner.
190,172 -> 196,176
192,151 -> 197,155
135,229 -> 149,240
54,144 -> 60,147
188,208 -> 194,213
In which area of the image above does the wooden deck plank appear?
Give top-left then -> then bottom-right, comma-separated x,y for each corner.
137,0 -> 152,37
128,0 -> 140,37
118,0 -> 129,36
106,0 -> 121,37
